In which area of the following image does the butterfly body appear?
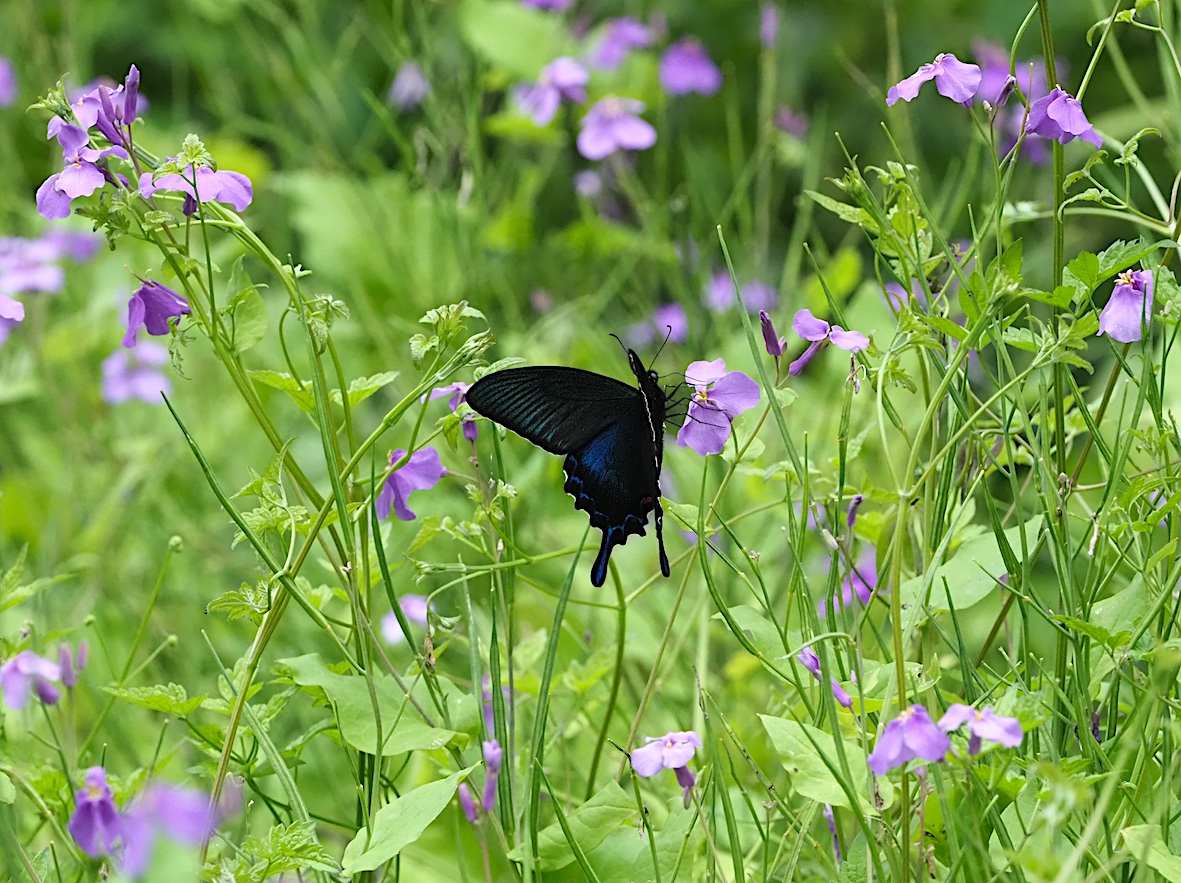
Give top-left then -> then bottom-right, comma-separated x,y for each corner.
466,350 -> 671,587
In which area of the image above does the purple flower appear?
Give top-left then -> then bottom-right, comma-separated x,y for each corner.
102,342 -> 171,404
68,767 -> 122,859
481,674 -> 512,735
760,310 -> 787,357
1097,269 -> 1154,343
119,782 -> 215,877
377,447 -> 446,521
823,804 -> 841,864
676,358 -> 760,456
93,65 -> 142,149
458,783 -> 479,822
867,705 -> 951,774
380,594 -> 431,645
774,106 -> 809,138
516,57 -> 588,126
819,551 -> 876,617
659,39 -> 722,97
36,124 -> 128,221
59,641 -> 87,689
788,309 -> 869,376
139,165 -> 253,215
574,169 -> 602,197
628,303 -> 689,347
481,739 -> 503,812
0,57 -> 16,107
796,648 -> 853,708
521,0 -> 572,9
887,53 -> 981,107
846,494 -> 864,527
938,704 -> 1023,756
1,650 -> 62,709
0,293 -> 23,327
703,272 -> 776,312
760,4 -> 780,47
588,18 -> 653,70
577,97 -> 657,161
48,67 -> 147,142
430,381 -> 478,441
388,60 -> 431,110
121,279 -> 191,348
632,730 -> 701,801
1025,87 -> 1101,148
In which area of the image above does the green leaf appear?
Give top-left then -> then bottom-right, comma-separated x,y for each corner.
922,313 -> 967,341
805,191 -> 875,230
899,515 -> 1043,616
0,771 -> 14,804
339,372 -> 399,408
505,781 -> 636,870
1020,285 -> 1076,308
715,605 -> 791,659
341,766 -> 475,874
759,714 -> 890,811
226,269 -> 268,354
1096,239 -> 1176,282
250,370 -> 315,414
239,820 -> 337,875
458,0 -> 573,79
279,654 -> 466,755
103,683 -> 206,717
1122,825 -> 1181,881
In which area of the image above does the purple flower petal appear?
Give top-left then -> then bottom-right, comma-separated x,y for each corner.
829,326 -> 869,351
685,358 -> 728,387
378,447 -> 447,521
709,370 -> 760,417
630,741 -> 666,777
792,309 -> 831,341
660,39 -> 723,96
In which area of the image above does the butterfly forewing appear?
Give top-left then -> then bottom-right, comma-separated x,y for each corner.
466,367 -> 641,454
466,351 -> 671,587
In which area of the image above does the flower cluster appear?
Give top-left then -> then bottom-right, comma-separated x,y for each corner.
0,229 -> 101,343
67,766 -> 216,877
1,643 -> 87,710
632,730 -> 701,804
888,48 -> 1100,151
867,703 -> 1022,775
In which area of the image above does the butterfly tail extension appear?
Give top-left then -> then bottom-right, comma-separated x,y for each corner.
655,500 -> 670,578
590,529 -> 615,587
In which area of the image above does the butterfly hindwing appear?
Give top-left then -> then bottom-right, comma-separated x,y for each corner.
467,350 -> 671,587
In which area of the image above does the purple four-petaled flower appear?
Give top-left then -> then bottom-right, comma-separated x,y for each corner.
0,650 -> 62,710
938,704 -> 1023,756
36,124 -> 128,220
377,447 -> 447,521
122,279 -> 191,348
388,61 -> 431,111
430,381 -> 478,441
68,767 -> 122,860
588,18 -> 653,70
577,97 -> 657,161
867,705 -> 951,775
659,39 -> 722,97
516,57 -> 588,127
788,309 -> 869,376
1025,86 -> 1102,148
887,53 -> 981,107
675,358 -> 761,456
704,271 -> 777,313
1098,269 -> 1154,343
632,730 -> 701,803
140,164 -> 253,215
119,782 -> 216,877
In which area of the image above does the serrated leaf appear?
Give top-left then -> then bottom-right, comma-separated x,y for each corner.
341,767 -> 474,874
240,821 -> 337,874
1066,251 -> 1100,291
1096,239 -> 1175,281
103,683 -> 206,717
1020,285 -> 1076,308
505,781 -> 636,870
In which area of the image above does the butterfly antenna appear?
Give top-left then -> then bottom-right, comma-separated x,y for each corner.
608,332 -> 629,357
649,324 -> 674,368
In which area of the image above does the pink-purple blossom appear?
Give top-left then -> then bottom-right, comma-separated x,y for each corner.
520,0 -> 572,9
867,705 -> 951,774
819,550 -> 876,617
1098,269 -> 1154,343
430,381 -> 478,441
760,310 -> 787,357
577,97 -> 657,161
788,309 -> 869,375
659,39 -> 722,97
102,342 -> 171,404
774,106 -> 809,138
122,279 -> 191,348
516,57 -> 588,126
119,782 -> 216,877
588,18 -> 653,70
59,641 -> 87,689
632,730 -> 701,802
1025,87 -> 1101,148
887,53 -> 981,107
380,594 -> 431,645
938,704 -> 1023,756
388,60 -> 431,110
760,4 -> 780,48
704,271 -> 777,312
0,650 -> 62,709
139,164 -> 253,215
481,739 -> 503,811
676,358 -> 760,456
36,123 -> 128,221
377,447 -> 446,521
0,57 -> 16,107
628,303 -> 689,347
68,767 -> 121,860
796,647 -> 853,708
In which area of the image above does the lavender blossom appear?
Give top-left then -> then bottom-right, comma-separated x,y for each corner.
1025,87 -> 1101,148
388,61 -> 431,110
1097,269 -> 1153,343
377,447 -> 446,521
140,164 -> 253,215
887,54 -> 981,107
675,358 -> 760,456
0,57 -> 16,107
659,39 -> 722,96
102,343 -> 171,404
380,594 -> 431,645
516,57 -> 588,126
588,18 -> 653,70
938,704 -> 1023,755
867,705 -> 950,774
68,767 -> 122,859
760,310 -> 787,357
788,309 -> 868,376
577,97 -> 657,160
0,650 -> 61,709
121,279 -> 191,348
